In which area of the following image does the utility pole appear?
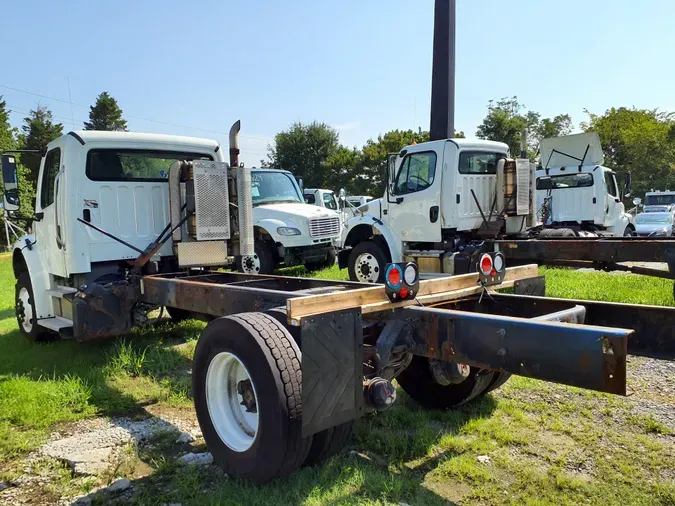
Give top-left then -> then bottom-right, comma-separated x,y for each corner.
429,0 -> 456,141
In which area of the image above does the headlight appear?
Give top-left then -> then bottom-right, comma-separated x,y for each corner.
277,227 -> 301,236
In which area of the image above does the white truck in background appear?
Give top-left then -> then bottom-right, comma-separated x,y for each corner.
643,190 -> 675,213
536,133 -> 635,237
251,172 -> 339,272
338,132 -> 636,283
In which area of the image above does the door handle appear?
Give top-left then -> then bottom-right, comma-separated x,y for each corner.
430,206 -> 439,223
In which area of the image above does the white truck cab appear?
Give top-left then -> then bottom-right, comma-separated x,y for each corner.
5,128 -> 254,340
644,190 -> 675,213
339,137 -> 516,281
252,172 -> 340,272
536,133 -> 634,236
303,188 -> 339,211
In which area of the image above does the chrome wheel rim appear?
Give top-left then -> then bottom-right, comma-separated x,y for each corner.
355,253 -> 380,283
205,352 -> 259,452
17,287 -> 33,333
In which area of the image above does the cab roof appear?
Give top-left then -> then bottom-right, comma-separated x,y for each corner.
65,130 -> 220,151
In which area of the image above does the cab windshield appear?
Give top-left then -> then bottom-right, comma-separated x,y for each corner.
645,195 -> 675,206
251,171 -> 302,205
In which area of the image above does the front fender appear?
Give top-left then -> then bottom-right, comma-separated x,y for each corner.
12,234 -> 52,319
342,216 -> 403,262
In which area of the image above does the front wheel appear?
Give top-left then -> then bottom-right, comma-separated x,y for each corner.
238,241 -> 276,275
347,241 -> 387,283
15,272 -> 52,342
623,225 -> 635,237
192,313 -> 310,483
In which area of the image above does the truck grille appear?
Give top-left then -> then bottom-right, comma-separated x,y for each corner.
309,217 -> 340,238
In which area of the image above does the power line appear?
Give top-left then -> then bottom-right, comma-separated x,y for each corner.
0,83 -> 274,142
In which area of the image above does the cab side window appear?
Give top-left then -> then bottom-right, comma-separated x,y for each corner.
604,171 -> 618,197
323,193 -> 337,210
394,151 -> 437,195
40,148 -> 61,209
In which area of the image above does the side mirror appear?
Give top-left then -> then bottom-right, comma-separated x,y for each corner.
538,176 -> 553,190
633,197 -> 642,206
297,177 -> 304,193
2,154 -> 20,213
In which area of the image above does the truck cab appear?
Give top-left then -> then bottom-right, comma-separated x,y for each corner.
644,190 -> 675,213
251,172 -> 340,272
6,130 -> 246,340
536,133 -> 634,236
339,138 -> 515,282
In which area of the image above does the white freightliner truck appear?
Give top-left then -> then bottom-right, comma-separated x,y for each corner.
249,171 -> 339,273
338,132 -> 637,283
536,133 -> 635,237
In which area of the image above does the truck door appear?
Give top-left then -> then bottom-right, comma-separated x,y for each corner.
34,145 -> 68,278
387,145 -> 442,243
603,170 -> 621,227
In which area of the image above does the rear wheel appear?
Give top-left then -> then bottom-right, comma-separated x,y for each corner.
192,313 -> 310,483
347,241 -> 386,283
15,272 -> 52,342
396,356 -> 495,409
484,371 -> 511,394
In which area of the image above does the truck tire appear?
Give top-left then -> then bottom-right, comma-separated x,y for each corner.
623,225 -> 635,237
263,307 -> 355,467
15,272 -> 53,342
396,356 -> 494,409
192,313 -> 310,483
238,241 -> 275,275
484,371 -> 511,394
303,420 -> 356,467
348,241 -> 386,283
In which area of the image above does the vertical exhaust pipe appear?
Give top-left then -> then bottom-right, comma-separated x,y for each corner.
229,120 -> 254,258
229,120 -> 241,167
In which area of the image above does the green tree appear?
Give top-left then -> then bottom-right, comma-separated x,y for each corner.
476,97 -> 571,158
0,96 -> 17,153
358,129 -> 429,196
582,107 -> 675,195
268,122 -> 340,188
324,146 -> 362,192
84,91 -> 128,131
18,105 -> 63,184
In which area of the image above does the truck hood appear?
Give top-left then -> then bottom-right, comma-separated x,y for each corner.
255,202 -> 339,220
541,132 -> 604,169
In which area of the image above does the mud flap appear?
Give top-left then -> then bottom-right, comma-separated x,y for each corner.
301,308 -> 363,438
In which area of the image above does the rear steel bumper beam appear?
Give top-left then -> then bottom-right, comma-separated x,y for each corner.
366,305 -> 629,395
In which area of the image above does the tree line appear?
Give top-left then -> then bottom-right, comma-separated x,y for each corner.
2,89 -> 675,241
269,97 -> 675,199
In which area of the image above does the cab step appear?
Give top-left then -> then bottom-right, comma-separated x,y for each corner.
47,286 -> 78,301
38,316 -> 73,334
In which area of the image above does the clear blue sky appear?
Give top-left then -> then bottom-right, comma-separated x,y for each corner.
2,0 -> 674,166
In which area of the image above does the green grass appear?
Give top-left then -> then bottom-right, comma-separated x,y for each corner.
0,255 -> 673,505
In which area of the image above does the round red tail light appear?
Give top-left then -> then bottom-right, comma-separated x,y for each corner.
385,264 -> 402,288
479,254 -> 493,276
